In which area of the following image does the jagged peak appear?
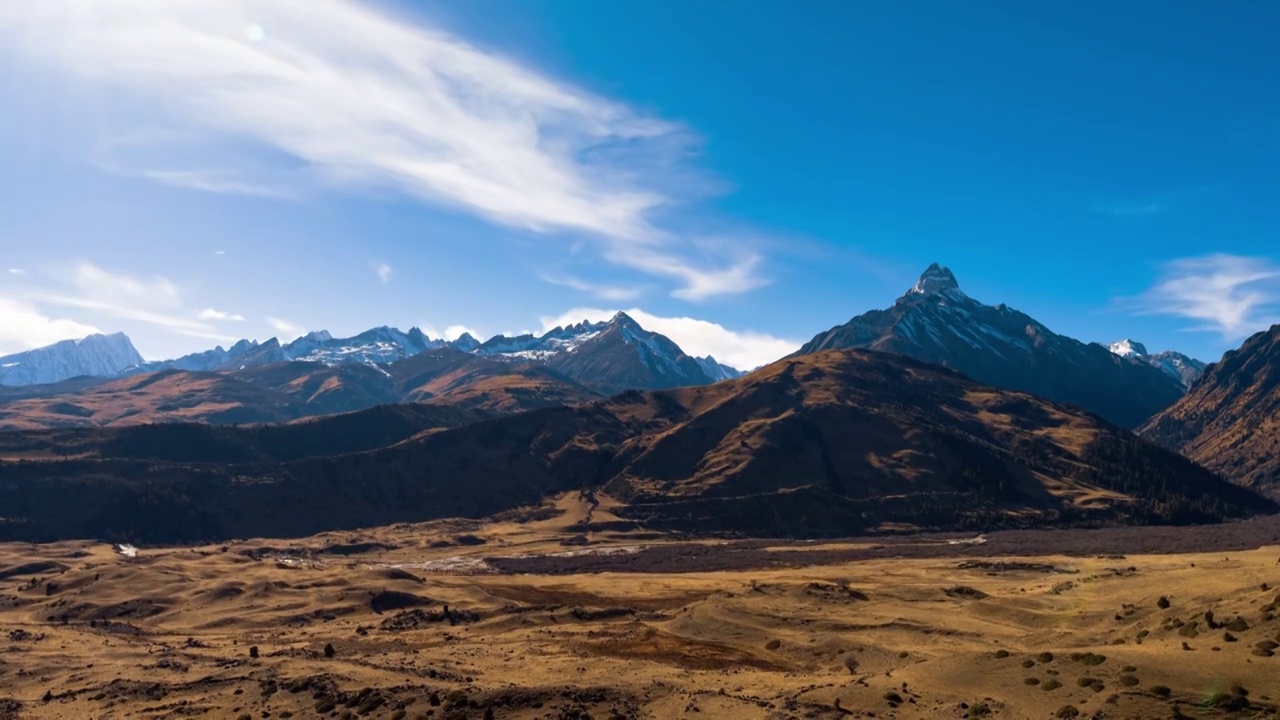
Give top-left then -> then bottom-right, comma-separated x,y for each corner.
609,311 -> 641,328
1108,339 -> 1149,358
906,263 -> 966,300
302,330 -> 333,343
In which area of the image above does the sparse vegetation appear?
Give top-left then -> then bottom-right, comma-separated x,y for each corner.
1042,679 -> 1062,691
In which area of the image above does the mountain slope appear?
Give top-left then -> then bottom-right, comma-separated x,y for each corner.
0,369 -> 308,430
1108,339 -> 1206,389
543,312 -> 721,394
0,333 -> 144,386
1139,324 -> 1280,498
794,264 -> 1186,428
1,348 -> 1270,543
476,313 -> 741,393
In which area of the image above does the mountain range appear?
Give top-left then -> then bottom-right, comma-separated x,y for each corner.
1,348 -> 1270,543
1107,339 -> 1206,389
793,264 -> 1190,428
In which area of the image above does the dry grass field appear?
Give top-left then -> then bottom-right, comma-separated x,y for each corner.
2,494 -> 1279,719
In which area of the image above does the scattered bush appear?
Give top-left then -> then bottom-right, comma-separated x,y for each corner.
1055,705 -> 1080,719
1024,677 -> 1040,685
994,649 -> 1010,658
1042,679 -> 1063,691
1119,675 -> 1140,687
324,643 -> 336,658
1036,652 -> 1055,663
1071,652 -> 1106,666
1157,596 -> 1171,609
1021,659 -> 1036,668
764,639 -> 781,651
1150,685 -> 1172,698
248,646 -> 259,659
1226,617 -> 1250,632
1224,632 -> 1238,642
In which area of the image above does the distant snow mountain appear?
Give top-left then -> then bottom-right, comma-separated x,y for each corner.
793,263 -> 1186,428
2,317 -> 742,397
479,312 -> 743,394
1107,339 -> 1206,389
0,333 -> 144,386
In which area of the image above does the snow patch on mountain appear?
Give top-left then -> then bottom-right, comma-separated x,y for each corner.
1106,339 -> 1206,389
0,333 -> 145,386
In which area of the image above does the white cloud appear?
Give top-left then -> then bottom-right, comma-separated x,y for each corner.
443,325 -> 479,341
1130,254 -> 1280,338
266,316 -> 305,340
198,308 -> 245,322
539,307 -> 799,370
32,262 -> 237,341
0,298 -> 101,354
541,274 -> 644,301
7,268 -> 24,275
0,0 -> 765,300
373,262 -> 393,284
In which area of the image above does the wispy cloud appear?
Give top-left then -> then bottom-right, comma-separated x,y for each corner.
31,262 -> 238,341
6,268 -> 24,275
1127,254 -> 1280,338
266,316 -> 305,340
0,298 -> 101,354
198,308 -> 245,322
0,1 -> 765,300
373,262 -> 393,284
540,307 -> 800,370
443,325 -> 479,341
540,274 -> 644,301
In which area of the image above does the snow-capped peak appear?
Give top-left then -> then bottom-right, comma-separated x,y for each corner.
0,332 -> 145,386
1108,339 -> 1149,358
906,263 -> 967,301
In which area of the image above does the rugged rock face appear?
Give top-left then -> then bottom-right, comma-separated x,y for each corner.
0,333 -> 144,386
0,349 -> 599,431
794,264 -> 1186,428
1140,324 -> 1280,498
1107,339 -> 1206,389
1,349 -> 1270,543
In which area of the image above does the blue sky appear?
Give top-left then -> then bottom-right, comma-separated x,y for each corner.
0,1 -> 1277,368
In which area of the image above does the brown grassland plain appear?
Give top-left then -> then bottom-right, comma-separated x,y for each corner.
1,494 -> 1279,720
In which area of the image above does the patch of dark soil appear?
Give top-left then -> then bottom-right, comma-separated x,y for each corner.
45,598 -> 170,622
320,542 -> 397,556
369,590 -> 434,614
958,561 -> 1074,573
569,606 -> 637,621
379,606 -> 480,630
0,561 -> 68,580
945,586 -> 989,600
0,699 -> 21,720
378,568 -> 425,584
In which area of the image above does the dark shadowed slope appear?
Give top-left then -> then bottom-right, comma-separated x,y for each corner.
0,349 -> 1269,543
1140,324 -> 1280,498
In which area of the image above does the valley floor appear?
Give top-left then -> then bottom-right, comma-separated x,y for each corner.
1,495 -> 1279,719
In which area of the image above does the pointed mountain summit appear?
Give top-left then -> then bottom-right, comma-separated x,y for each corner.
476,312 -> 740,394
907,263 -> 967,300
794,264 -> 1185,428
0,332 -> 145,386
